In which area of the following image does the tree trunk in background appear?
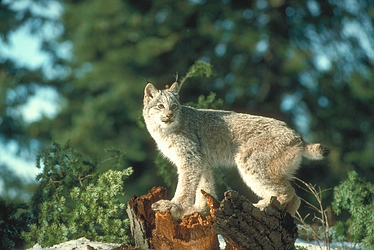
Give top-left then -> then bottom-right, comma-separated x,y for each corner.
126,187 -> 298,250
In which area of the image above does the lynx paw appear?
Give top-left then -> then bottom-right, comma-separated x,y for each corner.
151,200 -> 183,219
253,199 -> 270,211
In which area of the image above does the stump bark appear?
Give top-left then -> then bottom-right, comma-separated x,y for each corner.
214,190 -> 298,250
126,186 -> 167,249
126,187 -> 298,250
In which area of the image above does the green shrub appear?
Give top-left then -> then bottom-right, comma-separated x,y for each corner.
0,199 -> 31,249
23,142 -> 133,247
332,171 -> 374,248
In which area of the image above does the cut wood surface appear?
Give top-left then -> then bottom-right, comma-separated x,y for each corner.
126,187 -> 298,250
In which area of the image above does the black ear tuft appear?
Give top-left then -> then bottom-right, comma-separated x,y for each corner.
173,72 -> 179,82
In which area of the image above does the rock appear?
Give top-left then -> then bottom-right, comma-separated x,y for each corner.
26,237 -> 121,250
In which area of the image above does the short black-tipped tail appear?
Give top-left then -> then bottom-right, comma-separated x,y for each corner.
303,143 -> 330,160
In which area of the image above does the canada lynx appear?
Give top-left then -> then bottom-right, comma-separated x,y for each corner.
143,82 -> 329,219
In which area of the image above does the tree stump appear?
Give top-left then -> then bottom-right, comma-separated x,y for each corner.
213,190 -> 298,250
126,186 -> 167,249
126,187 -> 219,250
151,190 -> 220,250
126,187 -> 298,250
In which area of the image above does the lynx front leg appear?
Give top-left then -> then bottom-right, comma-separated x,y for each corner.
152,166 -> 202,219
184,168 -> 216,216
171,169 -> 200,206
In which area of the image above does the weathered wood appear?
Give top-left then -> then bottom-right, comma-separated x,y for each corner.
213,190 -> 298,250
151,190 -> 220,250
152,210 -> 219,250
126,188 -> 219,250
126,186 -> 167,249
126,187 -> 298,250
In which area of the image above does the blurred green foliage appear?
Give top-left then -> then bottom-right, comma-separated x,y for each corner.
179,60 -> 215,91
21,0 -> 374,192
1,0 -> 373,197
23,142 -> 132,247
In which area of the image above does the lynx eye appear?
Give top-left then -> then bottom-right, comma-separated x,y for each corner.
170,104 -> 178,110
157,104 -> 165,109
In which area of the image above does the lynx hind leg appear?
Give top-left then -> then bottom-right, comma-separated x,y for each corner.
241,173 -> 301,215
236,144 -> 303,215
241,174 -> 300,215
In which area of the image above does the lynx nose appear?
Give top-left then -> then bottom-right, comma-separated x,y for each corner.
166,111 -> 173,118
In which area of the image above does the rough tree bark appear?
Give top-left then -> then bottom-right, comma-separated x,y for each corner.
214,190 -> 298,250
126,186 -> 167,249
126,187 -> 298,250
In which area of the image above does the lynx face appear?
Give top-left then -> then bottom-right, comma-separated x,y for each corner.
143,82 -> 181,130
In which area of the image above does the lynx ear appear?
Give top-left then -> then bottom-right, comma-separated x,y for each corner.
144,83 -> 159,105
168,82 -> 179,95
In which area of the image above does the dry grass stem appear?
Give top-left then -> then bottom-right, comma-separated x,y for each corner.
294,177 -> 332,250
